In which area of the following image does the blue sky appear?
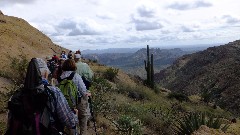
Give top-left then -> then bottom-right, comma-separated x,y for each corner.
1,0 -> 240,51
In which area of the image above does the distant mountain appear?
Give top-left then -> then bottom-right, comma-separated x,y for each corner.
82,48 -> 140,54
83,48 -> 199,78
155,40 -> 240,114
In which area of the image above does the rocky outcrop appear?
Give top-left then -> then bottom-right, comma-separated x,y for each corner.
0,10 -> 6,23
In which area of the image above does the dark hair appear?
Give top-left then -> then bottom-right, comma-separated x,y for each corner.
61,59 -> 76,71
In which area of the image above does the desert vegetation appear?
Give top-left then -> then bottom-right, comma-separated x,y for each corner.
1,55 -> 240,134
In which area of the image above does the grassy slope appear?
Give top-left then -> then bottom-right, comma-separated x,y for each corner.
0,14 -> 67,72
89,62 -> 239,134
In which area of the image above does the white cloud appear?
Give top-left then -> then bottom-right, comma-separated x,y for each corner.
136,1 -> 158,18
131,15 -> 163,31
167,0 -> 212,10
1,0 -> 240,50
221,15 -> 240,24
0,0 -> 38,5
96,13 -> 116,20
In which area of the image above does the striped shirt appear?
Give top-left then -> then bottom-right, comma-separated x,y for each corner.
48,86 -> 78,128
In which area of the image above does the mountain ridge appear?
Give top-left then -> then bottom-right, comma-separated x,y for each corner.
155,40 -> 240,114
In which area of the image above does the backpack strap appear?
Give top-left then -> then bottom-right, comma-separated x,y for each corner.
67,72 -> 75,80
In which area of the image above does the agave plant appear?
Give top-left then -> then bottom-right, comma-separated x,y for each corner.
174,112 -> 230,135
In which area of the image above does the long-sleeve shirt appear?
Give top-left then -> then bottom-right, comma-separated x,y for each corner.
48,86 -> 78,128
59,71 -> 88,97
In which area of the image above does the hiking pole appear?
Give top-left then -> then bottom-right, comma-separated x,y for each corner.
88,96 -> 98,135
50,47 -> 58,54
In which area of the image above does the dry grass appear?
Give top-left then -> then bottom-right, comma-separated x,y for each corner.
0,14 -> 68,72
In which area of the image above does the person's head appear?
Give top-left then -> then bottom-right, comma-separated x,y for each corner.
36,58 -> 50,79
74,54 -> 81,62
24,58 -> 44,91
62,59 -> 76,71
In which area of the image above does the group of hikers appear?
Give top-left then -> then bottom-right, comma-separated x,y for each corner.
5,50 -> 94,135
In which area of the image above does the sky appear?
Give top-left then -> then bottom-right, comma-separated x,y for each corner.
1,0 -> 240,51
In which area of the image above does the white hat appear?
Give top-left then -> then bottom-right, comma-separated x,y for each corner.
75,54 -> 81,59
36,58 -> 50,74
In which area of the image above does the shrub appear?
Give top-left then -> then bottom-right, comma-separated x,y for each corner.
116,84 -> 151,101
113,115 -> 142,135
104,67 -> 119,81
90,77 -> 113,115
8,55 -> 28,86
167,92 -> 190,102
93,59 -> 98,63
174,112 -> 230,135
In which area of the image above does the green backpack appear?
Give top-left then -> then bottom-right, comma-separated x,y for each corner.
58,72 -> 78,108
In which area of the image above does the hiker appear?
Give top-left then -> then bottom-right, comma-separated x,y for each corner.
57,59 -> 91,135
48,55 -> 59,73
68,50 -> 73,59
75,50 -> 81,55
74,54 -> 93,89
52,54 -> 59,63
74,54 -> 93,135
51,59 -> 65,86
37,58 -> 51,85
5,58 -> 78,135
60,51 -> 67,60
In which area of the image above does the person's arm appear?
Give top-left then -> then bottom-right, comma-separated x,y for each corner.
73,73 -> 91,96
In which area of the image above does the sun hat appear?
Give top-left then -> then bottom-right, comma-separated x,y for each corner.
75,54 -> 81,59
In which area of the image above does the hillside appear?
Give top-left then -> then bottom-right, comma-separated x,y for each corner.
155,40 -> 240,114
0,11 -> 68,72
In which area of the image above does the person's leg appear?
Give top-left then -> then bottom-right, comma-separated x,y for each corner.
77,95 -> 90,135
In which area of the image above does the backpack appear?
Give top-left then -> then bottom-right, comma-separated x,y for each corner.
57,72 -> 78,109
47,60 -> 56,75
81,76 -> 92,90
5,86 -> 63,135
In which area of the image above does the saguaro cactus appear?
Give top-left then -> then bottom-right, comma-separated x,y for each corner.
144,45 -> 154,88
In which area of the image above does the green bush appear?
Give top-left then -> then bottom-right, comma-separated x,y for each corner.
104,67 -> 119,81
167,92 -> 190,102
0,122 -> 7,135
174,112 -> 230,135
1,55 -> 28,86
90,77 -> 113,115
113,115 -> 142,135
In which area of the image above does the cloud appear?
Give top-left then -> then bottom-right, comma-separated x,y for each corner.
68,22 -> 102,36
55,18 -> 107,36
168,0 -> 212,10
68,28 -> 100,36
221,15 -> 240,24
180,25 -> 195,32
131,16 -> 163,31
58,19 -> 77,29
136,3 -> 157,18
0,0 -> 37,5
96,13 -> 116,20
124,34 -> 158,43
